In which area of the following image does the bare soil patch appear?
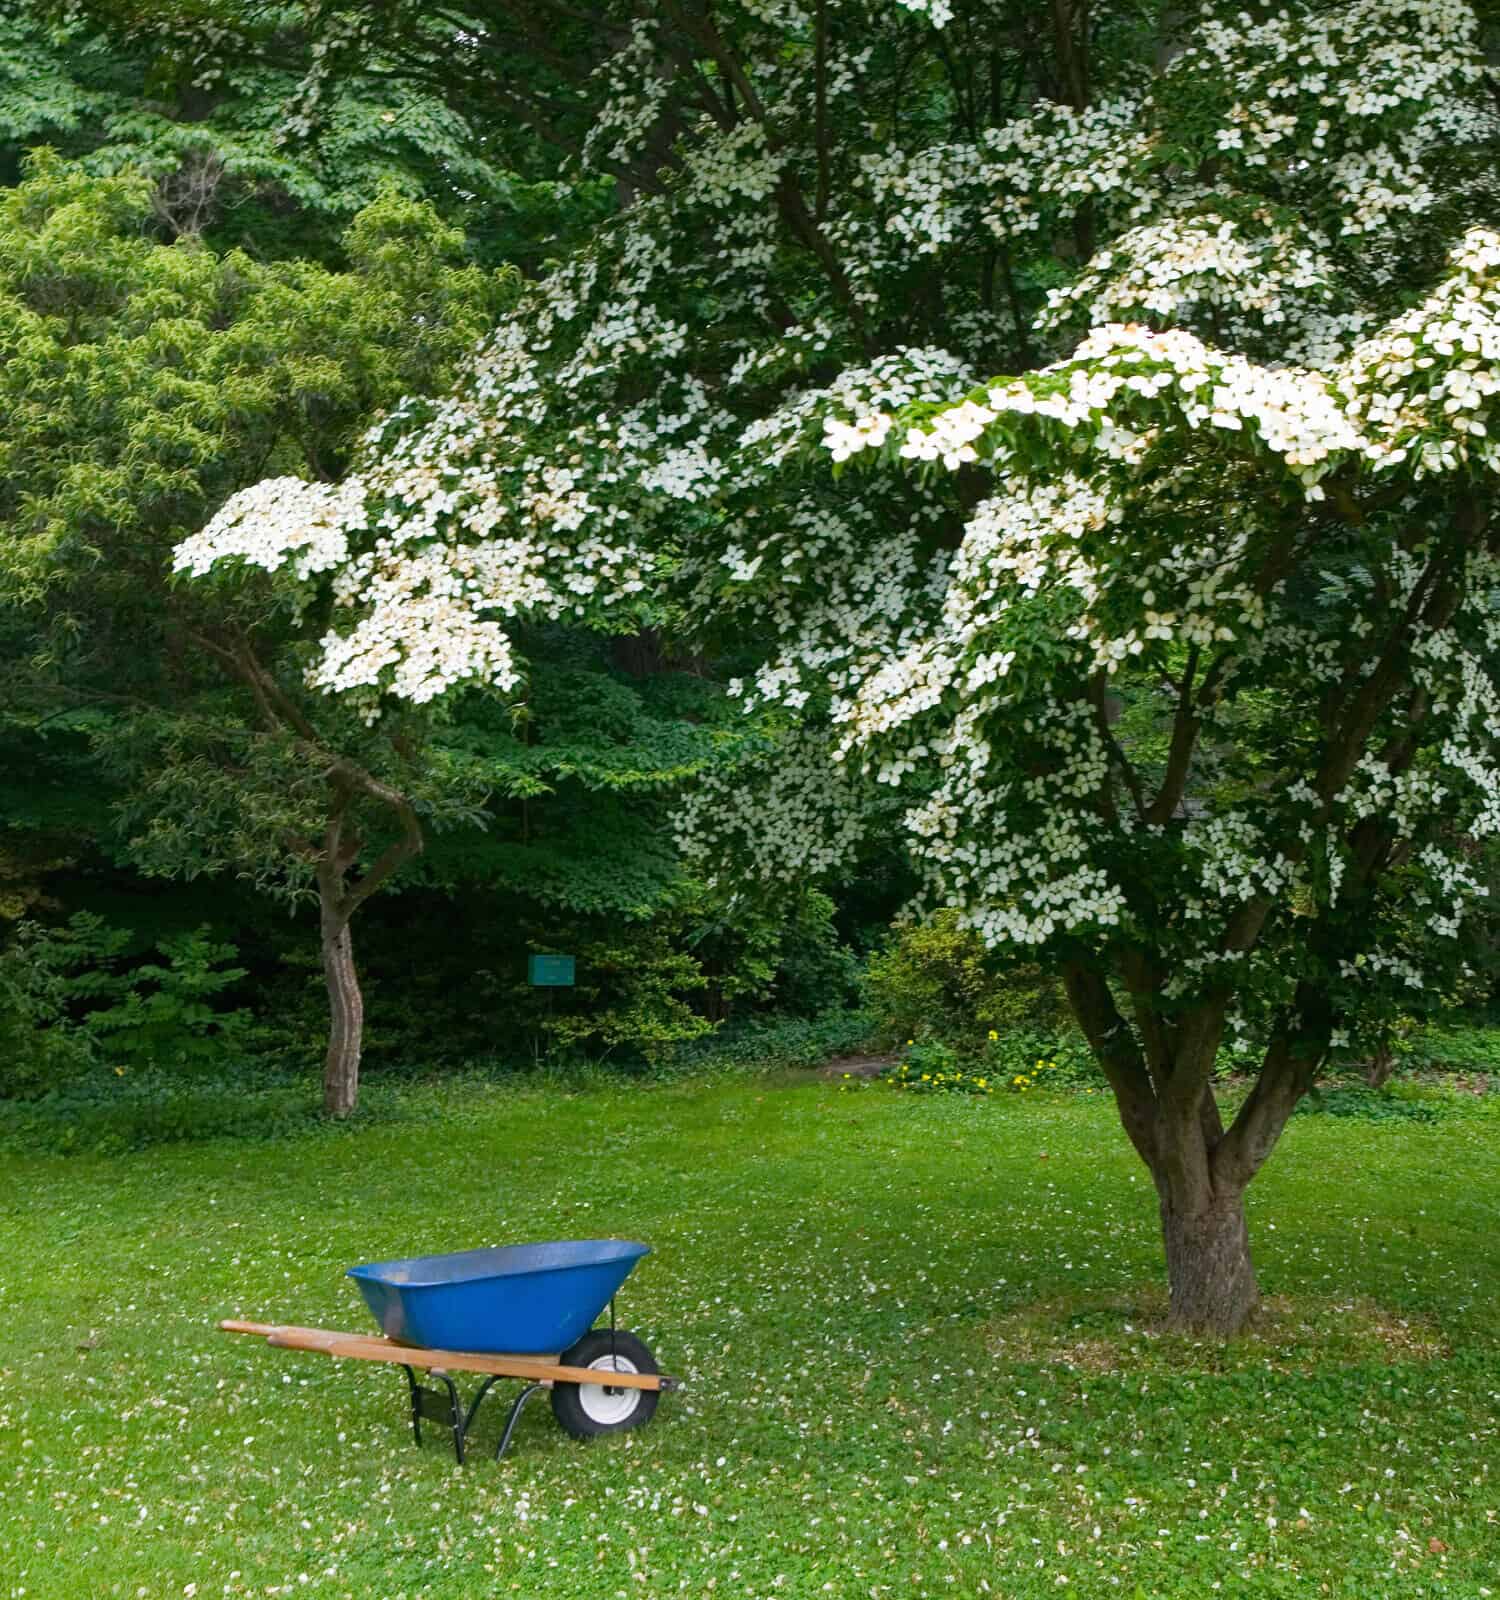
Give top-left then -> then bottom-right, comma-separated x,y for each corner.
817,1053 -> 895,1080
985,1290 -> 1450,1375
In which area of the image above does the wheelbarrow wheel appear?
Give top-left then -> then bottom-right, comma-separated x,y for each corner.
551,1329 -> 660,1440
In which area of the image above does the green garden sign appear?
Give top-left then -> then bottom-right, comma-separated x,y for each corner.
527,954 -> 576,987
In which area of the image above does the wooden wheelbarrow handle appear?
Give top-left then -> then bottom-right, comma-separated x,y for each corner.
218,1320 -> 673,1391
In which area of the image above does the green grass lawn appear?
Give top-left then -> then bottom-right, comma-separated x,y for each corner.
2,1076 -> 1498,1599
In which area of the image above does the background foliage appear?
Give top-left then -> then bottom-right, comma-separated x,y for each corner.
3,0 -> 1498,1151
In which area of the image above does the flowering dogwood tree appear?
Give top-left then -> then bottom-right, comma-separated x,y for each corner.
176,0 -> 1500,1330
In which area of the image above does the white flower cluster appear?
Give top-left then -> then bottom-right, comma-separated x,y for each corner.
980,98 -> 1158,245
1339,950 -> 1429,991
831,322 -> 1366,494
898,700 -> 1129,946
803,222 -> 1500,966
760,347 -> 974,467
675,727 -> 874,884
683,120 -> 784,211
1183,813 -> 1298,907
173,476 -> 368,581
820,478 -> 1112,755
1037,208 -> 1366,368
312,593 -> 519,705
890,0 -> 953,26
856,141 -> 995,257
848,96 -> 1157,295
582,19 -> 672,171
1185,0 -> 1485,231
1340,228 -> 1500,474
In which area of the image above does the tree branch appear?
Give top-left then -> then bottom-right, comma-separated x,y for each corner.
1087,673 -> 1146,822
1213,1013 -> 1321,1189
340,775 -> 424,918
1144,645 -> 1200,826
185,629 -> 423,919
1062,961 -> 1159,1170
1315,542 -> 1459,802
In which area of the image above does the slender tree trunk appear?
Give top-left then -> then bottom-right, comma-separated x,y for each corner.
1158,1183 -> 1258,1334
209,637 -> 422,1122
321,906 -> 363,1119
306,776 -> 420,1119
1365,1045 -> 1395,1088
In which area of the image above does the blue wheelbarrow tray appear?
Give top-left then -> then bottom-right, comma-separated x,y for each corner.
346,1238 -> 650,1354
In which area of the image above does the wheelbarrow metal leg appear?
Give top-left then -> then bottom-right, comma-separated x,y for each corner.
401,1365 -> 422,1448
401,1368 -> 543,1465
462,1374 -> 503,1441
606,1297 -> 621,1396
402,1366 -> 466,1464
431,1369 -> 464,1465
495,1382 -> 545,1462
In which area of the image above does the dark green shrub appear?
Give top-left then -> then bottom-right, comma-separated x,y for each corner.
884,1038 -> 991,1094
879,1031 -> 1099,1096
977,1027 -> 1097,1088
0,920 -> 102,1098
764,892 -> 862,1016
1402,1019 -> 1500,1073
0,1059 -> 420,1155
0,915 -> 259,1098
83,927 -> 256,1071
1294,1083 -> 1450,1124
1,1071 -> 314,1154
541,930 -> 714,1065
863,909 -> 1070,1052
679,885 -> 859,1021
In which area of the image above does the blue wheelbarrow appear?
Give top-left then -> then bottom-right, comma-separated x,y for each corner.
220,1239 -> 677,1463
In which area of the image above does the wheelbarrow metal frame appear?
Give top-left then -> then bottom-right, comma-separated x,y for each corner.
219,1313 -> 680,1464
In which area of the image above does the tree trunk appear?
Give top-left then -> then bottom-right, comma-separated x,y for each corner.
1160,1187 -> 1258,1335
1365,1045 -> 1395,1088
1063,965 -> 1275,1338
321,910 -> 363,1119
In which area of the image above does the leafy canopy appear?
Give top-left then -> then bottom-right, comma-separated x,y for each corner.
0,4 -> 589,264
173,1 -> 1500,1086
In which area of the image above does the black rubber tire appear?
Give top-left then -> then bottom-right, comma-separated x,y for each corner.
550,1329 -> 660,1440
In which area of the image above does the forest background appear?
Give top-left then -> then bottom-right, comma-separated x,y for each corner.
4,0 -> 1499,1173
0,2 -> 920,1146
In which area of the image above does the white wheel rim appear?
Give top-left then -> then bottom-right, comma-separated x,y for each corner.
577,1354 -> 642,1425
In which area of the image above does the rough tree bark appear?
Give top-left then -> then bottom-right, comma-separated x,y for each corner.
1147,1067 -> 1267,1334
1053,494 -> 1481,1334
319,902 -> 363,1120
1158,1185 -> 1258,1333
1364,1045 -> 1396,1089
